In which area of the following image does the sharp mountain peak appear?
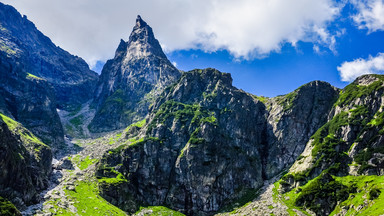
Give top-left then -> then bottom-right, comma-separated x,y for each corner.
135,15 -> 147,28
114,15 -> 167,61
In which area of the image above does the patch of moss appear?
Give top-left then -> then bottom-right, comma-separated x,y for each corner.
272,181 -> 309,216
70,155 -> 98,170
354,146 -> 384,174
0,113 -> 47,148
252,95 -> 269,104
64,181 -> 127,215
277,91 -> 298,111
69,114 -> 84,128
123,119 -> 146,135
203,91 -> 217,100
294,173 -> 354,214
98,172 -> 128,186
0,41 -> 16,56
0,196 -> 21,216
335,76 -> 384,107
218,188 -> 260,214
147,100 -> 215,133
330,175 -> 384,215
26,73 -> 44,80
106,89 -> 126,104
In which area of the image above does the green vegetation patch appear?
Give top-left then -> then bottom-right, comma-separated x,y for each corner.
97,165 -> 128,186
0,40 -> 16,56
0,196 -> 21,216
26,73 -> 44,80
275,90 -> 298,111
335,75 -> 384,107
277,174 -> 384,216
354,146 -> 384,174
70,155 -> 98,170
252,95 -> 269,104
294,173 -> 354,214
0,113 -> 47,147
147,100 -> 217,133
218,188 -> 260,214
69,114 -> 84,128
272,181 -> 310,216
330,175 -> 384,216
64,181 -> 127,215
106,89 -> 126,104
123,119 -> 146,134
135,206 -> 185,216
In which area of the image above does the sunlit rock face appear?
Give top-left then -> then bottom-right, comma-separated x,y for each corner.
90,15 -> 181,133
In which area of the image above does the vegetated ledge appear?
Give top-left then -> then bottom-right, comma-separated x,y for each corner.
0,196 -> 21,216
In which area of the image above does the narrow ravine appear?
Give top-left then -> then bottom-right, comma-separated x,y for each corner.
21,101 -> 126,216
23,133 -> 127,216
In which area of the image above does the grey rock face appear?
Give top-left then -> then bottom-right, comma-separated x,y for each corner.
96,68 -> 339,215
89,15 -> 181,133
279,74 -> 384,216
0,51 -> 64,150
0,2 -> 98,111
0,113 -> 52,210
97,69 -> 266,215
54,157 -> 74,170
264,81 -> 339,179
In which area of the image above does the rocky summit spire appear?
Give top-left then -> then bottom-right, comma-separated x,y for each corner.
124,15 -> 167,60
89,15 -> 181,133
135,15 -> 147,28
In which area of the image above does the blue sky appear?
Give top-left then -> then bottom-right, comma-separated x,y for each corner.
165,2 -> 384,96
3,0 -> 384,97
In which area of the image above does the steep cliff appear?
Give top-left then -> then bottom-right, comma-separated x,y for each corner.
275,74 -> 384,215
89,15 -> 180,133
0,113 -> 52,210
0,50 -> 64,150
0,2 -> 98,111
95,68 -> 339,215
263,81 -> 339,179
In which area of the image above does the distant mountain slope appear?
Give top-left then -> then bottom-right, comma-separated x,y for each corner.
0,2 -> 100,148
0,2 -> 98,111
89,15 -> 180,133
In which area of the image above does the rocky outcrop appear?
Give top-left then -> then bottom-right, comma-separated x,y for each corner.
0,2 -> 98,111
279,74 -> 384,215
263,81 -> 339,179
89,15 -> 180,133
95,68 -> 340,215
96,68 -> 266,214
0,113 -> 52,210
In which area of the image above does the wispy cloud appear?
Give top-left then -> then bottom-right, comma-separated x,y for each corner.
338,53 -> 384,82
2,0 -> 342,66
352,0 -> 384,33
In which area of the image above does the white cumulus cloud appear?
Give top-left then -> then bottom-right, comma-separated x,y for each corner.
1,0 -> 341,67
338,53 -> 384,82
352,0 -> 384,33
